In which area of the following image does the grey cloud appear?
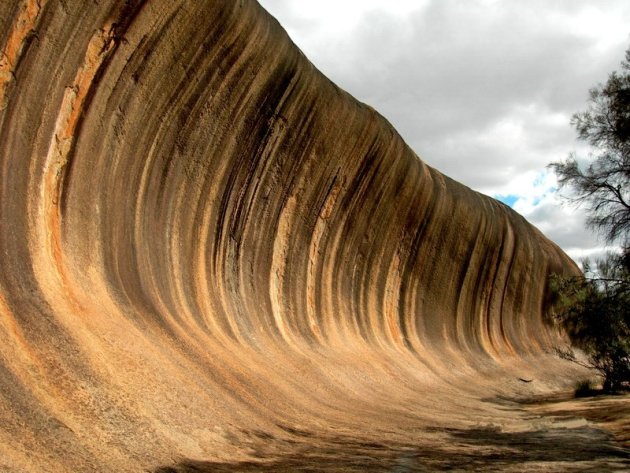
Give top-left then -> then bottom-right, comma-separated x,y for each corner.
525,201 -> 598,251
278,1 -> 629,188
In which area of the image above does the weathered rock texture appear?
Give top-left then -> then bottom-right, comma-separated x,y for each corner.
0,1 -> 598,471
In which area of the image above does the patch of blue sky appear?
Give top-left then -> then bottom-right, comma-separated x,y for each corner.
532,172 -> 546,188
495,194 -> 519,207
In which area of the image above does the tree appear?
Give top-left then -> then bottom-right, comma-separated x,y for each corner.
549,258 -> 629,392
550,49 -> 630,244
548,46 -> 630,393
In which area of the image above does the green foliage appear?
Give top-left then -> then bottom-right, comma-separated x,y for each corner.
574,379 -> 597,398
549,253 -> 630,392
548,46 -> 630,393
549,49 -> 630,243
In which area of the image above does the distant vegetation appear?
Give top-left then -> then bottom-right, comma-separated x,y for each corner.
548,46 -> 630,393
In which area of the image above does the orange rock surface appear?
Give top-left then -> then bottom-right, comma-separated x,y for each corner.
1,1 -> 626,471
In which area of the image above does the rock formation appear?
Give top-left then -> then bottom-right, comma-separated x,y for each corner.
0,1 -> 602,471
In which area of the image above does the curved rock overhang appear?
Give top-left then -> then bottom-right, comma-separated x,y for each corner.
0,1 -> 581,470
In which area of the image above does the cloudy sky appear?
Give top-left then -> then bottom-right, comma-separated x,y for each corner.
258,0 -> 630,263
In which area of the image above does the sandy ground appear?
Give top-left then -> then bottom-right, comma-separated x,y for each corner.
156,392 -> 630,473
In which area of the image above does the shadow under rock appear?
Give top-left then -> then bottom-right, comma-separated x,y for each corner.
154,423 -> 630,472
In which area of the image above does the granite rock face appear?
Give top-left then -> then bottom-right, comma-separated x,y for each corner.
0,1 -> 579,471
